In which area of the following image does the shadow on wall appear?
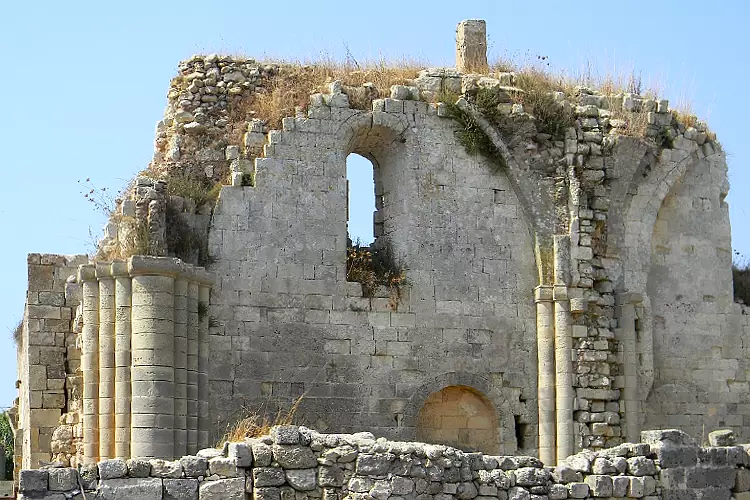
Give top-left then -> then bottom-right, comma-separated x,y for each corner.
416,385 -> 500,454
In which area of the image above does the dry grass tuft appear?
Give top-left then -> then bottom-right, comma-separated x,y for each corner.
219,395 -> 303,445
236,58 -> 424,129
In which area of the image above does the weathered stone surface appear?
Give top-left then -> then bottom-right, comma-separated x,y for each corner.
163,478 -> 199,500
272,445 -> 318,469
19,469 -> 48,493
585,475 -> 613,497
228,442 -> 253,467
150,459 -> 183,478
253,467 -> 286,487
180,456 -> 208,478
356,453 -> 395,475
272,426 -> 301,445
709,430 -> 736,447
99,459 -> 128,480
199,477 -> 246,500
128,458 -> 152,478
48,467 -> 78,491
98,478 -> 163,500
568,482 -> 589,499
285,469 -> 316,491
627,457 -> 656,477
209,456 -> 239,477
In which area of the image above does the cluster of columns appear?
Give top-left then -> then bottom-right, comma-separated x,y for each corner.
535,236 -> 574,465
78,256 -> 212,463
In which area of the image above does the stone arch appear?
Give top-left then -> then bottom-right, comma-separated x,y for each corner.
403,372 -> 522,454
620,144 -> 727,401
416,385 -> 499,453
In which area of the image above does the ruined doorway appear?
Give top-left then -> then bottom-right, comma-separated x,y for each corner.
416,385 -> 500,453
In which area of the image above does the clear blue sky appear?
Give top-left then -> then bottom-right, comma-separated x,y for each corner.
0,1 -> 747,410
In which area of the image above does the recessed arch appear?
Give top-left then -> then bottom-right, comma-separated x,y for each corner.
416,385 -> 500,453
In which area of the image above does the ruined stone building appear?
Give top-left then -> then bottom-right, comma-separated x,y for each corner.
13,20 -> 749,472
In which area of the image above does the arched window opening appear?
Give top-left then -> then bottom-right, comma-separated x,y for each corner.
346,153 -> 377,246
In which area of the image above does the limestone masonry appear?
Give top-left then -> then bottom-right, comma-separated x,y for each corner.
11,19 -> 749,492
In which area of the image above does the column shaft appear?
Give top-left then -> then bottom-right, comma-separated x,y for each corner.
198,285 -> 210,450
114,274 -> 132,459
619,296 -> 640,443
98,275 -> 116,460
553,236 -> 574,463
535,286 -> 556,466
554,291 -> 574,462
186,282 -> 199,454
174,279 -> 188,457
131,275 -> 176,459
81,277 -> 99,463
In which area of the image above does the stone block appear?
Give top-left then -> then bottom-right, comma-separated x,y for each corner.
179,456 -> 207,478
99,458 -> 128,479
227,442 -> 253,468
508,486 -> 530,500
709,430 -> 736,446
568,483 -> 589,499
19,469 -> 48,493
255,487 -> 282,500
548,483 -> 567,500
164,478 -> 199,500
627,457 -> 657,476
252,443 -> 273,467
127,458 -> 152,478
98,478 -> 163,500
48,467 -> 77,491
253,467 -> 286,487
199,477 -> 246,500
356,453 -> 395,475
613,476 -> 629,497
585,475 -> 613,497
318,465 -> 343,487
209,457 -> 239,477
286,469 -> 316,491
272,445 -> 318,469
685,467 -> 736,489
272,426 -> 300,445
736,468 -> 750,492
150,459 -> 183,478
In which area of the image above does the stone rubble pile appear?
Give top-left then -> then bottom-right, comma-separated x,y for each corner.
18,427 -> 749,500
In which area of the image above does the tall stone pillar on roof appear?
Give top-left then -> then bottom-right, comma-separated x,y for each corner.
456,20 -> 488,73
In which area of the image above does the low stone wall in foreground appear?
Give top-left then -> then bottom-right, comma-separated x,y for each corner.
16,427 -> 749,500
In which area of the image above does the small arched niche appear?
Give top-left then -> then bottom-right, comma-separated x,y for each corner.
416,385 -> 500,453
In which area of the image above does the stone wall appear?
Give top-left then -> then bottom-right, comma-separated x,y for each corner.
15,254 -> 88,470
15,20 -> 750,469
15,427 -> 749,500
207,82 -> 538,455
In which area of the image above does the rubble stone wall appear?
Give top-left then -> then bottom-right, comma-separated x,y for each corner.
16,427 -> 750,500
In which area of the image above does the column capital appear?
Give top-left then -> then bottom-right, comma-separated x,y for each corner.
553,285 -> 569,301
617,292 -> 644,305
534,285 -> 553,302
